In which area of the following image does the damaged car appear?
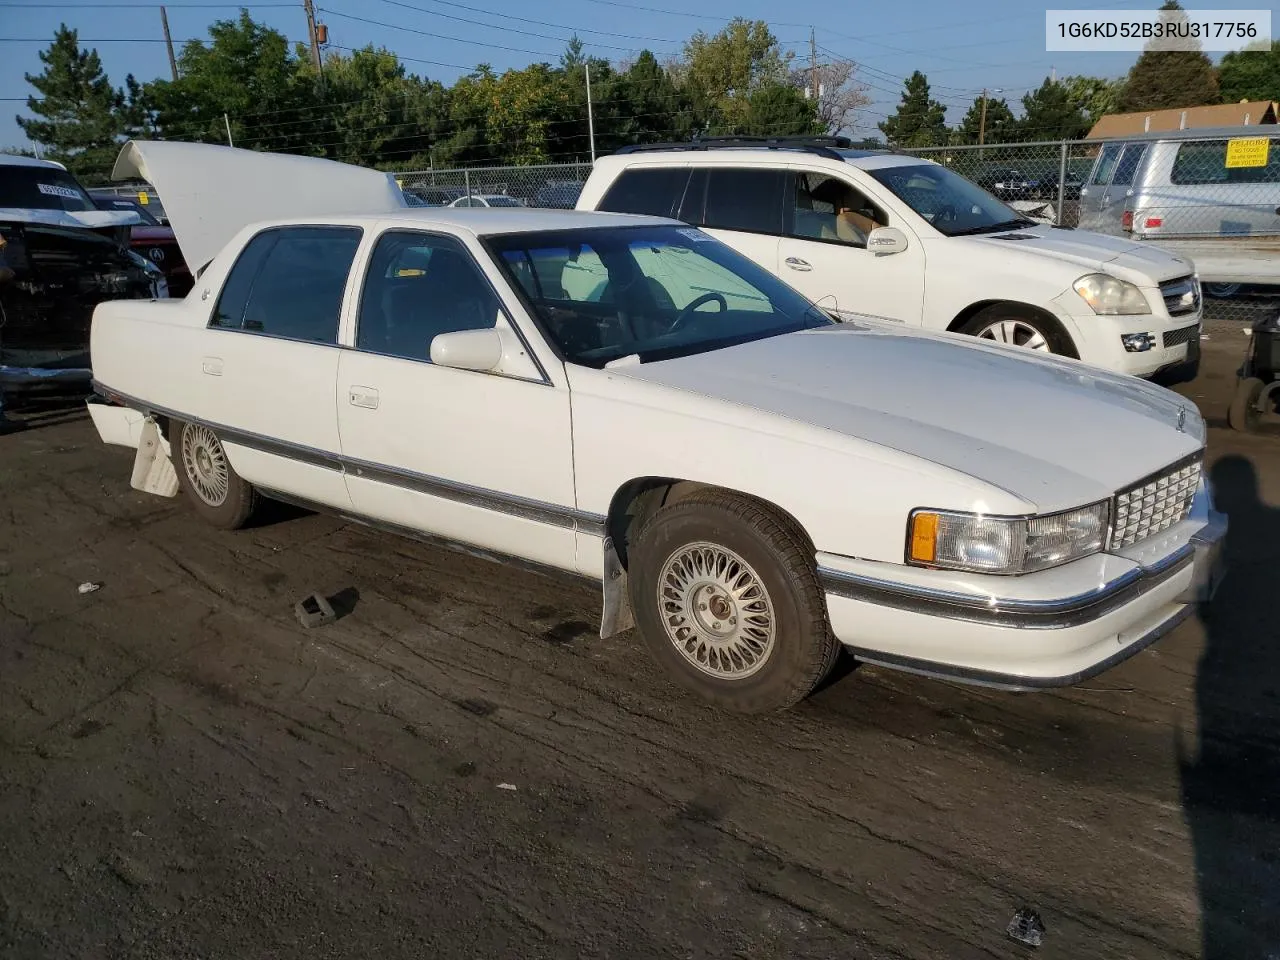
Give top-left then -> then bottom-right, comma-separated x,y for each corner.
87,141 -> 1224,714
1,154 -> 166,408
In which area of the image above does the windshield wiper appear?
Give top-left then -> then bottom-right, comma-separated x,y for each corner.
946,217 -> 1038,237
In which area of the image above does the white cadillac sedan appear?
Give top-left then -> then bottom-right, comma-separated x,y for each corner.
85,141 -> 1225,713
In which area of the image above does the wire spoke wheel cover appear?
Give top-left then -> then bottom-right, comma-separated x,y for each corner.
181,424 -> 231,507
976,319 -> 1050,352
657,541 -> 776,680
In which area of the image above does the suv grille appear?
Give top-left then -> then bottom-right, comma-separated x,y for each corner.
1159,276 -> 1201,317
1110,455 -> 1202,549
1163,323 -> 1200,348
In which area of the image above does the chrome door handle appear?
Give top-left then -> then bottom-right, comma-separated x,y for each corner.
348,386 -> 379,409
201,356 -> 223,376
784,257 -> 812,272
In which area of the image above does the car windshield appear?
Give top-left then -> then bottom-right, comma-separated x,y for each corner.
0,165 -> 96,212
92,196 -> 161,225
486,224 -> 834,367
867,162 -> 1035,237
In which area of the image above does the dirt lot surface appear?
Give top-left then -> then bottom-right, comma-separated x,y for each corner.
3,321 -> 1280,960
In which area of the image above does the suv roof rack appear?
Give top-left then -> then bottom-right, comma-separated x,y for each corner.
614,135 -> 854,160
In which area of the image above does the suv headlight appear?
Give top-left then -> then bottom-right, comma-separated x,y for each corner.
1073,273 -> 1151,315
907,502 -> 1110,575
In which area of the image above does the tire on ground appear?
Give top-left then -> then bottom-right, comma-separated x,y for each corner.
169,419 -> 259,529
958,304 -> 1078,357
627,489 -> 840,713
1228,377 -> 1265,433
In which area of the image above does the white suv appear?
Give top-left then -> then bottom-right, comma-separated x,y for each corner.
576,137 -> 1204,380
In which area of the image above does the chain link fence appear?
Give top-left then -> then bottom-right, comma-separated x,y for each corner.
898,134 -> 1280,325
394,162 -> 593,210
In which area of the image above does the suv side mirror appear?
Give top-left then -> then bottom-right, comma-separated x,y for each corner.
430,328 -> 503,371
867,226 -> 908,256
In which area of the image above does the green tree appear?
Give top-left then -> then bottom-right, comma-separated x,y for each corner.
955,94 -> 1016,144
1061,74 -> 1123,125
16,26 -> 134,180
681,19 -> 794,131
1018,79 -> 1090,140
742,83 -> 822,136
878,71 -> 947,146
1217,40 -> 1280,103
595,51 -> 695,151
1118,1 -> 1219,111
145,12 -> 317,151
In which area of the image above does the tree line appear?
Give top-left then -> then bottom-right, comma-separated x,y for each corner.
11,2 -> 1280,181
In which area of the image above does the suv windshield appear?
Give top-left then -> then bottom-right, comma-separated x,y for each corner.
866,163 -> 1033,237
486,225 -> 833,367
0,165 -> 96,212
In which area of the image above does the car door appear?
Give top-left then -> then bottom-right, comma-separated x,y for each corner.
680,166 -> 784,276
1078,142 -> 1124,232
776,167 -> 926,324
190,224 -> 359,509
335,228 -> 577,572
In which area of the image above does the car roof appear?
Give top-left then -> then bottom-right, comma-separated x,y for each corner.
599,147 -> 933,173
1091,125 -> 1280,143
251,207 -> 678,236
0,153 -> 69,171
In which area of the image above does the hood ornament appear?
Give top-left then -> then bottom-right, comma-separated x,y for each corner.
1177,408 -> 1187,433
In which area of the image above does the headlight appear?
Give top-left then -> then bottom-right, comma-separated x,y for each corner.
907,502 -> 1110,575
1073,273 -> 1151,315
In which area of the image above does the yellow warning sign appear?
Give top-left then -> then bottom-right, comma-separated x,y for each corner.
1226,137 -> 1270,169
137,191 -> 149,204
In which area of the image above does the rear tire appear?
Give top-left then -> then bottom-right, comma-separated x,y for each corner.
1228,377 -> 1265,432
959,305 -> 1078,358
169,419 -> 259,529
627,490 -> 839,713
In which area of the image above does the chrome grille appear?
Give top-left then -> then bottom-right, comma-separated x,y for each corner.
1159,276 -> 1201,318
1110,456 -> 1202,549
1163,323 -> 1201,348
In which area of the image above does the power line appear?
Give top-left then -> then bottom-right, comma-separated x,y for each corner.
316,8 -> 567,58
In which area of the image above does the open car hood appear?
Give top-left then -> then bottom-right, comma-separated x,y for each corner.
111,140 -> 409,273
0,208 -> 140,230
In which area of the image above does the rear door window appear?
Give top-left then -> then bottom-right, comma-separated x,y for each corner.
699,168 -> 785,235
1090,143 -> 1123,186
211,226 -> 362,344
597,166 -> 691,218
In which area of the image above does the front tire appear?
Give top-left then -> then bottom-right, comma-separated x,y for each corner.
959,305 -> 1078,357
627,490 -> 839,713
1228,377 -> 1265,432
169,419 -> 259,529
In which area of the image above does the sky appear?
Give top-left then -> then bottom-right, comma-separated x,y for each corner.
0,0 -> 1250,151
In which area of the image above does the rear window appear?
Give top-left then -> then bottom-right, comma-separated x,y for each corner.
1110,144 -> 1148,187
211,225 -> 362,344
699,168 -> 785,235
1171,138 -> 1280,185
597,166 -> 690,218
0,165 -> 95,212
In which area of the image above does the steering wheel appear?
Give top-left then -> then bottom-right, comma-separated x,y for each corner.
934,203 -> 958,224
669,292 -> 728,332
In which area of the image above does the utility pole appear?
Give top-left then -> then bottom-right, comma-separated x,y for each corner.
809,27 -> 819,102
302,0 -> 322,73
585,62 -> 596,164
979,88 -> 987,146
160,6 -> 178,82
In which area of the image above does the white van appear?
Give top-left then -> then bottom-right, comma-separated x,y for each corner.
576,137 -> 1204,380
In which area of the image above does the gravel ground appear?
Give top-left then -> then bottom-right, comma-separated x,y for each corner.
2,320 -> 1279,959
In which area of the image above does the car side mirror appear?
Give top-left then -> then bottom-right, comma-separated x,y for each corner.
867,226 -> 908,256
430,328 -> 503,372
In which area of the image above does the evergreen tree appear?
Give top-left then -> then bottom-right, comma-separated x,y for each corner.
16,26 -> 131,180
878,71 -> 947,146
1061,75 -> 1124,125
1118,1 -> 1219,111
1019,79 -> 1089,141
956,94 -> 1015,144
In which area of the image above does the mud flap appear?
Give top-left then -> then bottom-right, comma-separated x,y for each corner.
130,417 -> 180,497
600,536 -> 635,639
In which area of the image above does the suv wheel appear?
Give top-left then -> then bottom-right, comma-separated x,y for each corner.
960,305 -> 1077,357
